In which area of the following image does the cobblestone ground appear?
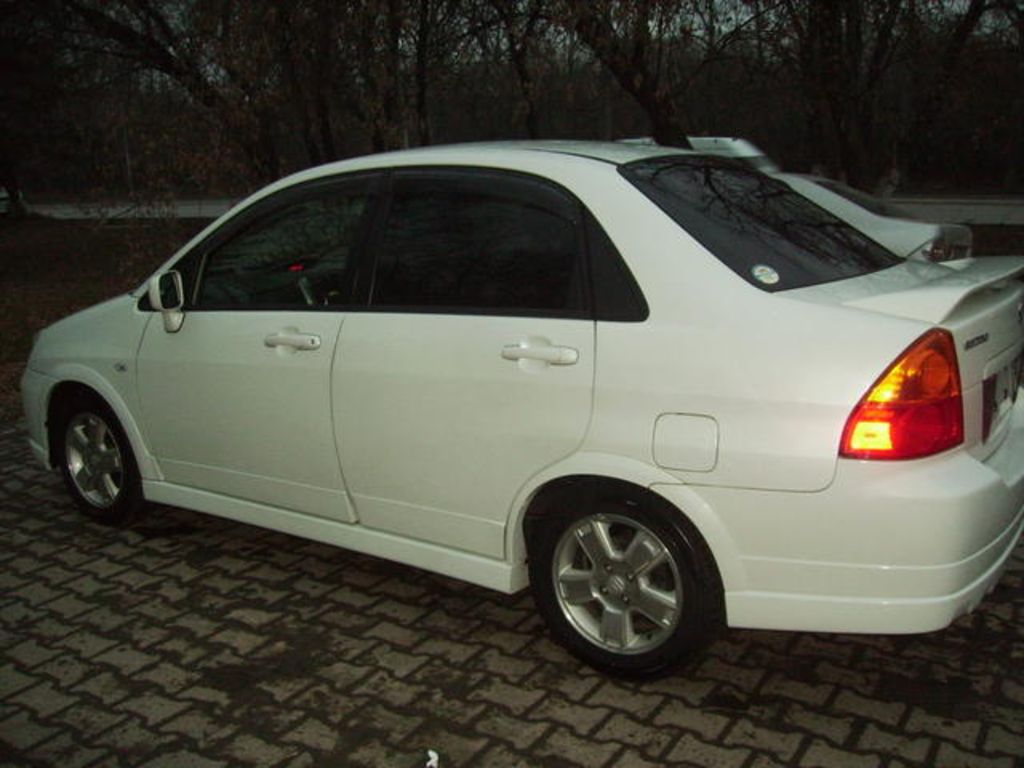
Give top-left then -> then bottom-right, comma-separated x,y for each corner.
1,421 -> 1022,768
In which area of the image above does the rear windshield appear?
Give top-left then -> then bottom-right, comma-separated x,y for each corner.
621,156 -> 900,291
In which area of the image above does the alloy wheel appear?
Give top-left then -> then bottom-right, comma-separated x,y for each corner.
551,512 -> 682,654
64,412 -> 124,509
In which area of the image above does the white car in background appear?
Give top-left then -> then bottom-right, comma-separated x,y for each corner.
779,173 -> 973,262
21,141 -> 1024,676
631,136 -> 974,262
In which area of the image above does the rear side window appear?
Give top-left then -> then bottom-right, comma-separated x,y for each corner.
621,156 -> 900,291
370,171 -> 584,315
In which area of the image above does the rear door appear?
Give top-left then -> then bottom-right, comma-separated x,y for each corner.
333,169 -> 596,558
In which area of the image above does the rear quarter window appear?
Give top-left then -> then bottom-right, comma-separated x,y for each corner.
621,156 -> 900,291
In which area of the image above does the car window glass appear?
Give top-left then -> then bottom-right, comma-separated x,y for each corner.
197,191 -> 369,307
371,174 -> 583,314
585,212 -> 648,322
621,156 -> 900,292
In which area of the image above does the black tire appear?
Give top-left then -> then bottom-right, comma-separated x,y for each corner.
54,392 -> 144,526
527,486 -> 723,677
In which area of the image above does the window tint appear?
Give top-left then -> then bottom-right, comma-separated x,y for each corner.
621,156 -> 900,291
585,212 -> 648,322
197,191 -> 370,307
371,173 -> 583,314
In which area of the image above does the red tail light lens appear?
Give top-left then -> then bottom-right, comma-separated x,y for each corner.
840,329 -> 963,460
923,239 -> 951,262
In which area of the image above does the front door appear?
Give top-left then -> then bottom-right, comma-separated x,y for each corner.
138,177 -> 378,522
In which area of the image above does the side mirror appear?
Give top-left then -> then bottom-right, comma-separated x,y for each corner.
148,271 -> 185,333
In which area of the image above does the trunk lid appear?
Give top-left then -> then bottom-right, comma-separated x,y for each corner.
835,256 -> 1023,324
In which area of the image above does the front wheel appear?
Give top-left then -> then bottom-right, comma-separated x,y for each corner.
56,394 -> 144,525
528,492 -> 723,677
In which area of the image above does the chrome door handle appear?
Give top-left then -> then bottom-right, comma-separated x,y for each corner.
501,342 -> 578,366
264,330 -> 322,351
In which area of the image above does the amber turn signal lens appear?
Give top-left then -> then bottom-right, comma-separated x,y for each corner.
841,329 -> 963,460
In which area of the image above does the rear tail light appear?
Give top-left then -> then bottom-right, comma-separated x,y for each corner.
923,239 -> 952,262
840,329 -> 963,460
922,237 -> 971,262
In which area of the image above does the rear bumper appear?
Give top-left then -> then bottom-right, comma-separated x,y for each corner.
700,395 -> 1024,634
725,506 -> 1022,633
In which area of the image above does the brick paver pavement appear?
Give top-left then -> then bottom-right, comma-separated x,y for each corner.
1,421 -> 1021,767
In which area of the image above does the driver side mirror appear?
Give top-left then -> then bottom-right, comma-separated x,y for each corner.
148,270 -> 185,333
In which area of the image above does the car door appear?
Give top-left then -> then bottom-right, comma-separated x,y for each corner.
137,176 -> 379,522
333,169 -> 596,558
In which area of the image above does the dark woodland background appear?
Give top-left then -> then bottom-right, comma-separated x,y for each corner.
2,0 -> 1022,211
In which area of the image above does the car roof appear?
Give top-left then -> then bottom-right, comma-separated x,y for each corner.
362,140 -> 688,166
249,140 -> 696,207
283,140 -> 689,184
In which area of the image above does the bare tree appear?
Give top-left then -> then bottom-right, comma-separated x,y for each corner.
8,0 -> 1019,199
0,1 -> 62,214
484,0 -> 547,138
558,0 -> 694,145
901,0 -> 989,183
776,0 -> 909,188
59,0 -> 285,179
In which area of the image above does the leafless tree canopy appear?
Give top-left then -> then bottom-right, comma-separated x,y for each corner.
2,0 -> 1021,205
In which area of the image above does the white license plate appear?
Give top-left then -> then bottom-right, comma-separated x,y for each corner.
984,351 -> 1023,440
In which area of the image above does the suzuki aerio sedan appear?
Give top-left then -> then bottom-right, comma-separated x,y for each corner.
21,142 -> 1024,676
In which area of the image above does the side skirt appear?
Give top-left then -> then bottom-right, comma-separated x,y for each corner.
143,481 -> 528,594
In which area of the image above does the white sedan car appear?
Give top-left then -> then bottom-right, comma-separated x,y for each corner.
21,142 -> 1024,676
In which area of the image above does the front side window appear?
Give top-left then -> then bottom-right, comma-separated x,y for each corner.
197,188 -> 371,308
621,156 -> 900,291
371,172 -> 583,315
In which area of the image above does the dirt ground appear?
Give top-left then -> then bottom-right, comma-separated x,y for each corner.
1,217 -> 1022,424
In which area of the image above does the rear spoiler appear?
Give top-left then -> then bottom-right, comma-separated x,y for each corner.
844,256 -> 1024,324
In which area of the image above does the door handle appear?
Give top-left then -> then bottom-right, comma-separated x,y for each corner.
501,342 -> 578,366
264,330 -> 322,351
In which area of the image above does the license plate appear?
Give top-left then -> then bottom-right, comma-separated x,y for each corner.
983,351 -> 1023,441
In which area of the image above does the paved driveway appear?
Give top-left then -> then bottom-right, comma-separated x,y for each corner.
1,421 -> 1021,767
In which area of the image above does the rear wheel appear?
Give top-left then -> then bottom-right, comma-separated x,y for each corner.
528,489 -> 722,677
56,394 -> 143,525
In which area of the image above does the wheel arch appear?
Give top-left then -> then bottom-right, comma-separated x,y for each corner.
43,365 -> 160,481
507,454 -> 747,596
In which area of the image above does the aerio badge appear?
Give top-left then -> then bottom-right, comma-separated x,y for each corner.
751,264 -> 780,285
965,333 -> 989,351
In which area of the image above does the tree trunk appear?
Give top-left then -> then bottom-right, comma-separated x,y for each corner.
414,0 -> 432,146
565,3 -> 692,148
904,0 -> 987,181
